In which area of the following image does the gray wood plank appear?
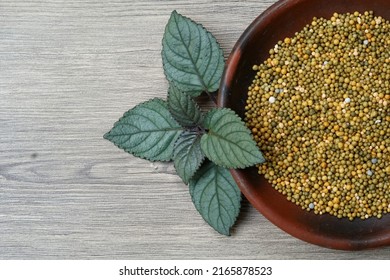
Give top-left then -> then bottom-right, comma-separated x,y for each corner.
1,0 -> 389,259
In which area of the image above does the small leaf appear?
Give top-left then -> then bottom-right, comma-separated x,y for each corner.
162,10 -> 225,97
168,84 -> 204,127
189,161 -> 241,236
173,130 -> 205,184
104,98 -> 183,161
200,108 -> 265,168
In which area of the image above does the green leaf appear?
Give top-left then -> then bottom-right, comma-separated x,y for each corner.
162,10 -> 225,97
104,98 -> 183,161
167,84 -> 204,127
189,161 -> 241,236
173,130 -> 205,184
200,108 -> 265,168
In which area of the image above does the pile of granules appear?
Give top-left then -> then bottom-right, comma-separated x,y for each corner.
245,11 -> 389,220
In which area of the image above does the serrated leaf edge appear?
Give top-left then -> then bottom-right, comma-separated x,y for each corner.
167,84 -> 204,128
173,130 -> 205,184
189,162 -> 241,236
161,10 -> 224,96
103,98 -> 183,162
201,108 -> 265,169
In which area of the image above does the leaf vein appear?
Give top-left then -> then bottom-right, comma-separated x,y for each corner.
173,13 -> 210,93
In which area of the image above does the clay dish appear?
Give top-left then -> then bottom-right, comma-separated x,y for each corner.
218,0 -> 390,250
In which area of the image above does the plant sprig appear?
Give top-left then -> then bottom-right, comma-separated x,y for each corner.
104,10 -> 265,235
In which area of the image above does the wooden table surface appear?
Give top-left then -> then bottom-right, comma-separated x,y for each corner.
1,0 -> 389,259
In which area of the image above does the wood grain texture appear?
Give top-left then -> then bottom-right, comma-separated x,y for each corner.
1,0 -> 389,259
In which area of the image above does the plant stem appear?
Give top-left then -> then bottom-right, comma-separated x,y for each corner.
205,90 -> 218,106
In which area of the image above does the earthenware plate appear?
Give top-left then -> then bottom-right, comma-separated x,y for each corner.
218,0 -> 390,250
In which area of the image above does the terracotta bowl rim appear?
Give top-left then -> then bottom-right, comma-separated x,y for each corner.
218,0 -> 390,250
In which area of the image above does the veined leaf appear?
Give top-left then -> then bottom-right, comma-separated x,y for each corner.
104,98 -> 183,161
173,130 -> 205,184
201,108 -> 265,168
162,10 -> 225,97
168,84 -> 204,127
189,161 -> 241,236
